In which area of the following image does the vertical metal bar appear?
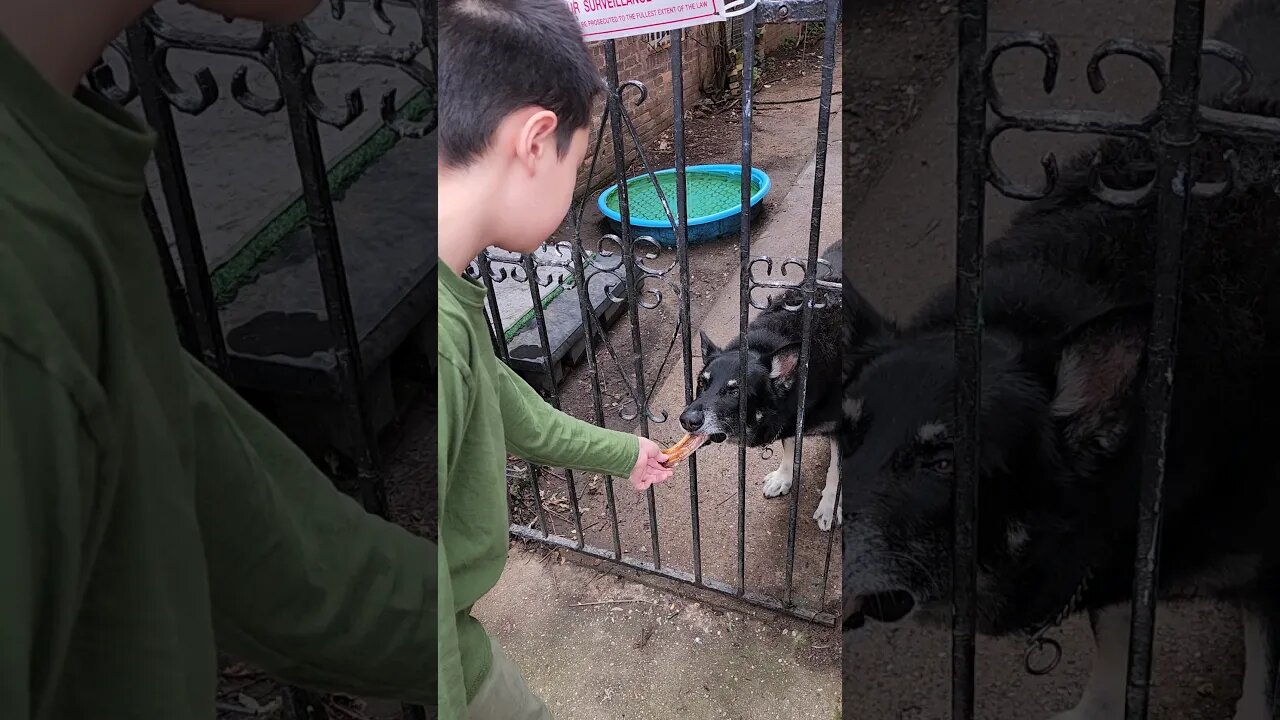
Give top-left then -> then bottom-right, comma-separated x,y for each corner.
670,30 -> 703,585
784,0 -> 839,607
125,22 -> 227,374
952,0 -> 989,716
270,25 -> 386,517
510,263 -> 549,539
604,40 -> 661,568
1124,1 -> 1205,717
519,256 -> 556,390
476,251 -> 511,361
141,191 -> 200,357
573,112 -> 627,558
736,12 -> 757,597
521,255 -> 586,546
567,233 -> 624,560
822,0 -> 854,631
569,107 -> 625,560
573,249 -> 627,558
817,483 -> 841,616
481,254 -> 552,539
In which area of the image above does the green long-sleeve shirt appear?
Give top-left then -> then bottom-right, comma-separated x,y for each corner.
436,266 -> 638,717
0,35 -> 434,717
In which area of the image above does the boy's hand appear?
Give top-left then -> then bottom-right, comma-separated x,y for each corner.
630,437 -> 673,491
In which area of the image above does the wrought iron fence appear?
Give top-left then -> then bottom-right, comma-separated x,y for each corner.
87,2 -> 435,718
469,0 -> 843,625
91,1 -> 436,518
945,0 -> 1276,717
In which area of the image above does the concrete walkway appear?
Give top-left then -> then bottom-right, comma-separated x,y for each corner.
845,1 -> 1245,718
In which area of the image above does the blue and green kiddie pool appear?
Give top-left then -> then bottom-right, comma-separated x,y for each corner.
597,164 -> 771,248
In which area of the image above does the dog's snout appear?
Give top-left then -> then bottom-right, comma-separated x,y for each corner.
680,407 -> 705,432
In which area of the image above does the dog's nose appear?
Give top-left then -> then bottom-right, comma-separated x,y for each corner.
680,407 -> 705,432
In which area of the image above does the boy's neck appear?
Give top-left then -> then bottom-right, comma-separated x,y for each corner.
438,169 -> 496,275
0,0 -> 151,94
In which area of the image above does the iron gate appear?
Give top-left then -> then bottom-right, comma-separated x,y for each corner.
87,2 -> 435,718
469,0 -> 843,625
90,0 -> 436,520
948,0 -> 1275,717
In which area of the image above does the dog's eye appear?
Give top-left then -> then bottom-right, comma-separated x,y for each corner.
924,458 -> 953,474
918,452 -> 953,474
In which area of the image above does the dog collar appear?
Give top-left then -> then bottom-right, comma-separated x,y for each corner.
1022,566 -> 1093,676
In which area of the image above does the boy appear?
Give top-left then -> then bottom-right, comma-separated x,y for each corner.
0,0 -> 435,717
437,0 -> 674,717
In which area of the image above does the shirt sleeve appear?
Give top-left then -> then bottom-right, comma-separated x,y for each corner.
0,344 -> 98,720
184,357 -> 434,704
494,360 -> 639,478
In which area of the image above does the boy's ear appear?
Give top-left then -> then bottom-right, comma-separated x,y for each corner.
515,109 -> 560,168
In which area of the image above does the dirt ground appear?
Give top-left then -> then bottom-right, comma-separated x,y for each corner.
844,0 -> 1248,718
845,0 -> 960,213
473,546 -> 841,720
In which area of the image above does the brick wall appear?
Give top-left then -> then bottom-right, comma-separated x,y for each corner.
576,26 -> 720,196
576,23 -> 803,196
759,22 -> 804,55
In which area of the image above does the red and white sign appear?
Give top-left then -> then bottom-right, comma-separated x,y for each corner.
568,0 -> 738,43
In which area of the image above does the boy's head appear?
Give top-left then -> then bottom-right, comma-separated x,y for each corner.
440,0 -> 603,254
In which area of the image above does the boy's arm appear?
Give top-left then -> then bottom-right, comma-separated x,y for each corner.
185,357 -> 434,703
494,360 -> 639,477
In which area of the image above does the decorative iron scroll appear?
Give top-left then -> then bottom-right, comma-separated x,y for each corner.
88,0 -> 436,137
747,255 -> 840,311
981,33 -> 1263,206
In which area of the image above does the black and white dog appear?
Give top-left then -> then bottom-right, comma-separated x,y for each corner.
678,242 -> 844,531
844,1 -> 1280,717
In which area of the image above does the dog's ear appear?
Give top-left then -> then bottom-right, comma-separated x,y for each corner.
844,279 -> 891,342
700,330 -> 720,359
843,276 -> 893,382
767,342 -> 802,389
1040,303 -> 1151,454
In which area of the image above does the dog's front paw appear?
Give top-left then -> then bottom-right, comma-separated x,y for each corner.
762,469 -> 793,497
813,495 -> 839,531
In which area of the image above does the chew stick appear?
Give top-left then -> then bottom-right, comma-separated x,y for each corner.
661,433 -> 705,466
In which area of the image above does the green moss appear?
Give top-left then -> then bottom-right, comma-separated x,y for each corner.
502,281 -> 569,342
211,90 -> 436,305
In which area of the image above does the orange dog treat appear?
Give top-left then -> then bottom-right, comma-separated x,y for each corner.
661,433 -> 710,467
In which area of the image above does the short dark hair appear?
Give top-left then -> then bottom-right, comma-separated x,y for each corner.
440,0 -> 604,168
